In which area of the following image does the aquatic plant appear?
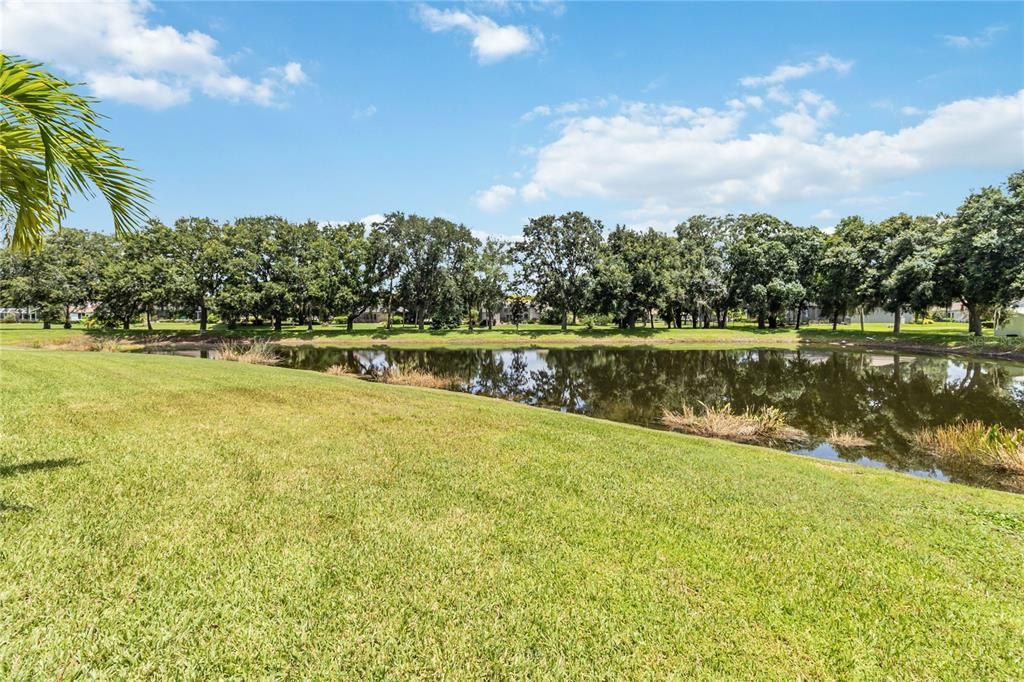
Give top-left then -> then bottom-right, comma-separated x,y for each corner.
373,366 -> 454,389
828,427 -> 872,449
661,403 -> 807,446
215,340 -> 279,365
915,422 -> 1024,475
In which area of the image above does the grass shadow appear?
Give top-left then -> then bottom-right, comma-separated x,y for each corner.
0,500 -> 35,514
0,457 -> 82,478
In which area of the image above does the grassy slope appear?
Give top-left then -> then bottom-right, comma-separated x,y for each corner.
3,320 -> 1022,357
2,351 -> 1023,678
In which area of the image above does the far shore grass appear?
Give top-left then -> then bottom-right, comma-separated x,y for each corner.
3,319 -> 1022,359
2,350 -> 1023,677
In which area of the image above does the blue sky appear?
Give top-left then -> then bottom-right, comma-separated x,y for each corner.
5,1 -> 1023,237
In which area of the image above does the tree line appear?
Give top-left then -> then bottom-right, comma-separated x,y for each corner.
1,171 -> 1021,335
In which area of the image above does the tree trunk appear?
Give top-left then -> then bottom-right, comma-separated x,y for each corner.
146,307 -> 153,331
703,313 -> 710,329
123,317 -> 131,331
63,305 -> 71,329
795,304 -> 803,330
893,309 -> 901,334
561,308 -> 568,331
859,308 -> 864,333
966,302 -> 982,336
274,316 -> 282,332
43,319 -> 51,329
199,305 -> 208,332
346,315 -> 355,332
768,314 -> 778,329
572,309 -> 577,326
385,284 -> 394,329
832,312 -> 838,331
757,313 -> 765,329
418,306 -> 425,332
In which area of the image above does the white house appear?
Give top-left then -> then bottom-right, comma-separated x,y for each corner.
995,301 -> 1024,337
860,307 -> 914,325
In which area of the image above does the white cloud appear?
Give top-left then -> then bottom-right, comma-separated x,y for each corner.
520,97 -> 613,122
740,54 -> 853,88
475,184 -> 518,212
900,106 -> 923,116
85,72 -> 191,109
417,4 -> 541,63
1,0 -> 307,109
274,62 -> 308,85
352,105 -> 378,120
521,104 -> 552,122
360,214 -> 386,226
812,208 -> 835,221
943,25 -> 1007,48
516,90 -> 1024,218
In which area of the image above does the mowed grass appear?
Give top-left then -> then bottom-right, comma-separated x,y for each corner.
3,319 -> 1022,358
2,351 -> 1023,678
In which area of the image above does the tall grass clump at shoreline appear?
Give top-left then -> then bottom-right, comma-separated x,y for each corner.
915,421 -> 1024,475
215,339 -> 279,365
373,365 -> 455,389
661,403 -> 807,446
829,427 -> 872,449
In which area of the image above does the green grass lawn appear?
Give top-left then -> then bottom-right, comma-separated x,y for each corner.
3,319 -> 1022,357
2,350 -> 1023,678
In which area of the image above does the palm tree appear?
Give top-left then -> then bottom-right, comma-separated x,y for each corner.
0,54 -> 150,251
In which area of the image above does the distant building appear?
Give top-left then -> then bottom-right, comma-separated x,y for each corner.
859,307 -> 914,325
996,301 -> 1024,337
0,306 -> 94,322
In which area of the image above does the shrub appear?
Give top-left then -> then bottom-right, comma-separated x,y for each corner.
915,422 -> 1024,475
215,340 -> 279,365
581,314 -> 612,329
2,313 -> 16,324
828,427 -> 871,449
661,403 -> 807,446
325,364 -> 356,377
371,366 -> 454,389
539,308 -> 564,325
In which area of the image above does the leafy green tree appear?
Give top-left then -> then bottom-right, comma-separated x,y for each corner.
0,227 -> 107,327
936,171 -> 1024,335
729,214 -> 801,328
369,213 -> 410,329
588,241 -> 632,326
293,220 -> 333,330
595,226 -> 677,328
516,211 -> 603,329
0,56 -> 149,251
397,215 -> 478,330
94,225 -> 175,330
675,216 -> 730,328
818,236 -> 864,330
781,224 -> 824,329
877,214 -> 940,333
222,216 -> 308,331
468,238 -> 511,329
832,216 -> 885,331
169,217 -> 228,331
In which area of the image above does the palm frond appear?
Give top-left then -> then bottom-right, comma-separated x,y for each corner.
0,53 -> 151,250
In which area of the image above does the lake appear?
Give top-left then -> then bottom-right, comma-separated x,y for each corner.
165,345 -> 1024,492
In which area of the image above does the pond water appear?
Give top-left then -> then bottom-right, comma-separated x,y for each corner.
163,345 -> 1024,492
